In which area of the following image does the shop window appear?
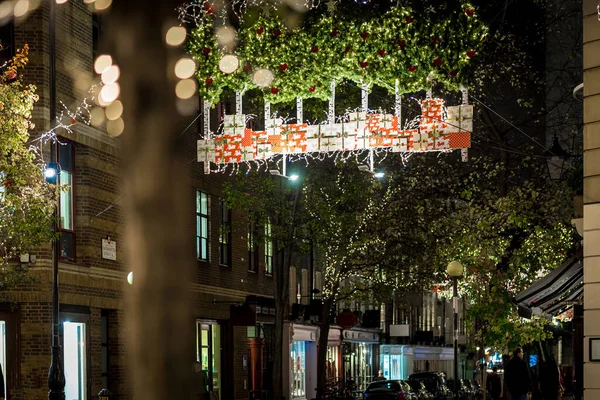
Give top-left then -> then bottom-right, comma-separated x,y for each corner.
343,342 -> 373,391
58,141 -> 75,260
247,216 -> 259,272
326,346 -> 339,379
196,322 -> 221,398
0,321 -> 6,399
219,200 -> 231,266
264,221 -> 273,275
196,191 -> 210,261
63,322 -> 87,400
291,341 -> 306,398
101,313 -> 109,389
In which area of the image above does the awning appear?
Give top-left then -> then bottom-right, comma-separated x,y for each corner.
515,250 -> 583,319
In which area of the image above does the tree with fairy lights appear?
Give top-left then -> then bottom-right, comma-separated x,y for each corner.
0,45 -> 55,291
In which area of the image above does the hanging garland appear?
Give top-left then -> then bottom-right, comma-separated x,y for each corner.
186,1 -> 487,104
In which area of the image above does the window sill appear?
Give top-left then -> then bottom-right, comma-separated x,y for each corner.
197,258 -> 210,265
247,269 -> 257,274
265,273 -> 273,278
219,264 -> 231,268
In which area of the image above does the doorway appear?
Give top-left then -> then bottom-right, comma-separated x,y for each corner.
64,322 -> 87,400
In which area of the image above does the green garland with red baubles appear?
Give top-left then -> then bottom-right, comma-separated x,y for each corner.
187,2 -> 488,105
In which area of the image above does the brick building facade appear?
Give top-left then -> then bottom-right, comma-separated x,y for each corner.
1,2 -> 278,399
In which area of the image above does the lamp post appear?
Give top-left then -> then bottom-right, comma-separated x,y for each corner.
544,135 -> 569,181
446,261 -> 463,400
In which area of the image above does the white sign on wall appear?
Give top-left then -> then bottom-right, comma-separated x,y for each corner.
101,237 -> 117,261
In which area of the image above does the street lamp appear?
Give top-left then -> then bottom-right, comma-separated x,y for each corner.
544,135 -> 569,181
446,261 -> 463,400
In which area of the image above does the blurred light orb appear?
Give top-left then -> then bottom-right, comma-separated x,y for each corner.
94,55 -> 113,74
215,25 -> 236,47
175,79 -> 197,99
105,100 -> 123,121
100,82 -> 120,104
174,58 -> 196,79
13,0 -> 29,17
94,0 -> 112,11
166,26 -> 187,47
107,118 -> 124,137
218,55 -> 239,74
56,0 -> 68,4
90,107 -> 105,126
0,2 -> 13,21
127,271 -> 133,285
252,69 -> 274,87
101,65 -> 120,84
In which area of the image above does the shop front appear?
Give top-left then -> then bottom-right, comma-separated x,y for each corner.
379,345 -> 455,380
288,324 -> 318,400
326,327 -> 343,382
342,329 -> 380,391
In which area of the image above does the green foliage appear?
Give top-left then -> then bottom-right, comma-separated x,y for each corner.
187,1 -> 487,104
0,46 -> 55,276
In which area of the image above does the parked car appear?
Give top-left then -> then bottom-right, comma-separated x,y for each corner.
447,379 -> 474,400
407,379 -> 435,399
408,372 -> 453,400
363,380 -> 415,400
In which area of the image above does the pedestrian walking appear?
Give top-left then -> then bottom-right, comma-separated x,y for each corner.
504,347 -> 531,400
487,366 -> 502,400
374,370 -> 385,381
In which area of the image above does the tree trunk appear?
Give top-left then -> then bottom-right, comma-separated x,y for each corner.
273,239 -> 290,400
106,2 -> 194,399
316,297 -> 334,399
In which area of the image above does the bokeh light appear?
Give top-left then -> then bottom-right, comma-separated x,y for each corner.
218,55 -> 239,74
105,100 -> 123,121
174,58 -> 196,79
101,65 -> 120,84
215,25 -> 236,48
94,0 -> 112,11
100,82 -> 120,104
252,69 -> 274,87
90,107 -> 106,127
166,26 -> 187,47
13,0 -> 30,18
107,118 -> 124,137
94,55 -> 112,74
175,79 -> 197,99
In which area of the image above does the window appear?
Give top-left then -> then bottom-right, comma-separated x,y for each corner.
63,321 -> 87,400
196,321 -> 221,399
264,221 -> 273,275
291,341 -> 306,398
219,200 -> 231,266
92,14 -> 102,62
0,22 -> 14,66
58,141 -> 75,260
101,312 -> 109,389
247,216 -> 259,272
196,191 -> 209,261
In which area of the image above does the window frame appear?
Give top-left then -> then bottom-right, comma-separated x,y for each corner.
247,215 -> 259,272
57,139 -> 76,261
264,220 -> 273,276
196,191 -> 210,262
218,199 -> 232,267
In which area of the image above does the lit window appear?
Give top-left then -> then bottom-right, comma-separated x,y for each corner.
58,141 -> 75,260
196,191 -> 209,261
264,220 -> 273,275
219,200 -> 231,266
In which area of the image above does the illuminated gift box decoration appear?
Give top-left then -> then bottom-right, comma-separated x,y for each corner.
197,99 -> 472,165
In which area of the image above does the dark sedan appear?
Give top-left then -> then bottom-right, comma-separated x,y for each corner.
408,372 -> 453,400
408,379 -> 435,399
363,380 -> 415,400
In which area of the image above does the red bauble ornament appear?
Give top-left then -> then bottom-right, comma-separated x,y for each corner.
336,311 -> 359,329
360,32 -> 369,40
331,29 -> 340,37
309,85 -> 316,92
270,87 -> 279,94
3,181 -> 12,188
311,46 -> 319,53
433,58 -> 443,67
360,61 -> 369,69
205,77 -> 213,85
378,49 -> 387,57
409,65 -> 417,72
432,37 -> 441,45
272,29 -> 281,37
449,71 -> 458,77
6,72 -> 17,80
405,16 -> 414,24
467,50 -> 476,58
256,27 -> 264,35
203,47 -> 211,55
397,39 -> 406,48
465,8 -> 475,16
344,46 -> 351,54
244,63 -> 252,72
70,117 -> 77,125
205,3 -> 215,14
279,63 -> 288,71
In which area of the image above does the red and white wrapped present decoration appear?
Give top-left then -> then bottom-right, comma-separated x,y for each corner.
197,98 -> 473,168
